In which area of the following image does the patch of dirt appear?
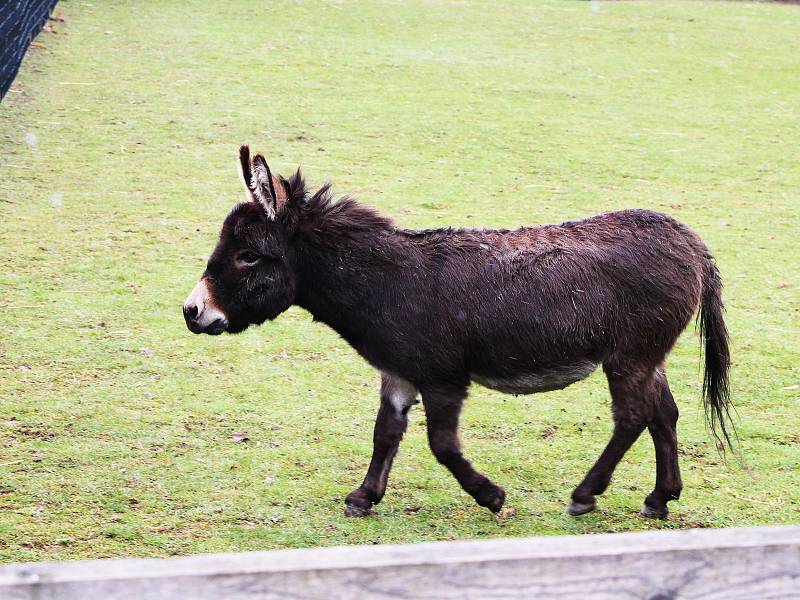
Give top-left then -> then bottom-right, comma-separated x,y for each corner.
11,424 -> 57,441
541,425 -> 557,439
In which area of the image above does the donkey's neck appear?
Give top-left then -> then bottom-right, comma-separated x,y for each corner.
291,208 -> 417,350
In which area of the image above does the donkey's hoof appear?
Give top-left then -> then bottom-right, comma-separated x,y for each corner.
344,502 -> 372,517
476,483 -> 506,513
641,503 -> 669,519
344,490 -> 373,517
567,500 -> 596,516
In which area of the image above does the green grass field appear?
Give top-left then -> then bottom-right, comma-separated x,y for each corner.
1,0 -> 798,563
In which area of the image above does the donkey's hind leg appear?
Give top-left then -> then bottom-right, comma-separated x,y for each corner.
345,373 -> 418,517
567,363 -> 659,516
642,372 -> 683,519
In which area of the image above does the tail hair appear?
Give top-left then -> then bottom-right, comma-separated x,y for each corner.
698,259 -> 736,452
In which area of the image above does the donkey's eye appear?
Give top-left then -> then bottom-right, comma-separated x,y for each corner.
236,250 -> 261,265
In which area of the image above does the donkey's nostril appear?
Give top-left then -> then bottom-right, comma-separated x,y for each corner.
184,304 -> 199,321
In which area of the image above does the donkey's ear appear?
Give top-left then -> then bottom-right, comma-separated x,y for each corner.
251,154 -> 278,219
238,145 -> 255,202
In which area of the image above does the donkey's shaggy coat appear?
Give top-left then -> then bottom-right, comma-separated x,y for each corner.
184,146 -> 733,519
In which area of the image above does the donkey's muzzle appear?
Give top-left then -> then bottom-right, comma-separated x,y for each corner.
183,305 -> 228,335
183,278 -> 228,335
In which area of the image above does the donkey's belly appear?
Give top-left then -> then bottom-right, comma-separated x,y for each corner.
470,361 -> 598,395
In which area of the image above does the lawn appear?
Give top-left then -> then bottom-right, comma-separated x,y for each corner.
1,0 -> 798,563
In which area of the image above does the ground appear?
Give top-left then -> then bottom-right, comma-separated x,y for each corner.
1,0 -> 798,563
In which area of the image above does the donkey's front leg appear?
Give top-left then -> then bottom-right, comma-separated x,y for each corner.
344,373 -> 418,517
422,386 -> 506,513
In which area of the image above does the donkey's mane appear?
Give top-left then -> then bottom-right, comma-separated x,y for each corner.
284,169 -> 395,235
285,170 -> 526,242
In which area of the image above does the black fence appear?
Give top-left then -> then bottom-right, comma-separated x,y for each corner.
1,0 -> 59,100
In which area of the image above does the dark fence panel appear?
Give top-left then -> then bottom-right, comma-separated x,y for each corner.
0,0 -> 59,100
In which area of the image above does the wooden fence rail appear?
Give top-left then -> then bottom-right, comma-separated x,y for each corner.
2,525 -> 799,599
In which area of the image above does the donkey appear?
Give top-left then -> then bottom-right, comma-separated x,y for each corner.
183,145 -> 733,519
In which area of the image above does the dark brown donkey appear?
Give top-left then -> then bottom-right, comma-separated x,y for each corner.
183,146 -> 733,519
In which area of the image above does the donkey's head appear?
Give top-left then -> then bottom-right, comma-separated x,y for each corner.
183,146 -> 297,335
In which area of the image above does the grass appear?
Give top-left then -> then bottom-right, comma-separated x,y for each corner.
1,0 -> 798,563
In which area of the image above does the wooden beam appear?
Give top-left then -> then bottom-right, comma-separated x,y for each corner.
1,525 -> 798,599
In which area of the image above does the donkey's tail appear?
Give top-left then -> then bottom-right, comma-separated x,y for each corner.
698,258 -> 735,452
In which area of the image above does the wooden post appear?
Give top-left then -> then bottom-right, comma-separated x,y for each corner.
1,525 -> 799,599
